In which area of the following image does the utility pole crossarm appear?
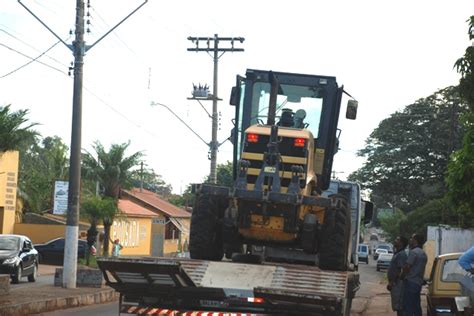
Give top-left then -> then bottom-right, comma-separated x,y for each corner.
86,0 -> 148,52
17,0 -> 71,51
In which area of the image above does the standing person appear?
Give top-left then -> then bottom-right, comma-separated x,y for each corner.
402,233 -> 428,316
458,246 -> 474,300
111,238 -> 123,257
387,236 -> 408,316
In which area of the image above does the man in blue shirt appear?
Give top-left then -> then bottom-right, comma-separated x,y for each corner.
458,246 -> 474,273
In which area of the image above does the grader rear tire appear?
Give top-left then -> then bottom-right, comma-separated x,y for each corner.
318,195 -> 351,271
189,194 -> 224,261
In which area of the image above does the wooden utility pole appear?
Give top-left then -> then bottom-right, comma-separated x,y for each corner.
187,34 -> 244,183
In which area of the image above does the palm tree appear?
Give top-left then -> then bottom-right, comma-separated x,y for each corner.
81,196 -> 116,264
82,141 -> 143,255
0,105 -> 38,152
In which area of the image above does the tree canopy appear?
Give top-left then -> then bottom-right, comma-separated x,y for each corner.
19,136 -> 69,213
0,105 -> 38,152
349,86 -> 468,213
81,141 -> 143,255
205,161 -> 233,187
130,166 -> 172,197
82,141 -> 143,199
446,15 -> 474,224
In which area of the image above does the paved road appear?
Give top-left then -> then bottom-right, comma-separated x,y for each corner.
9,264 -> 57,290
357,255 -> 387,298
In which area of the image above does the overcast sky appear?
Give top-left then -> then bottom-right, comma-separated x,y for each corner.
1,1 -> 473,193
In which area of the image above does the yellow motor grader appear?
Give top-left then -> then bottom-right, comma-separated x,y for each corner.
190,69 -> 366,271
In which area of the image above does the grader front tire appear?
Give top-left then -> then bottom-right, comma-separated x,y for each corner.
189,194 -> 224,261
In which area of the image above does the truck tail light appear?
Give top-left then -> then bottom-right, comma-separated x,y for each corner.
247,297 -> 265,303
294,138 -> 305,147
247,133 -> 259,143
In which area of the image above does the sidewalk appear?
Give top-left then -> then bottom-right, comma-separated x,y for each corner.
38,264 -> 57,276
0,265 -> 118,316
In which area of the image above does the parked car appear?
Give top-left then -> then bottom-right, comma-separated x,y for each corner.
0,234 -> 39,283
376,253 -> 393,271
427,252 -> 466,315
376,243 -> 393,253
35,238 -> 87,265
373,248 -> 388,260
358,243 -> 369,264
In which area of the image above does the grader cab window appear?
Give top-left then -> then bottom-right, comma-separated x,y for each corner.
250,82 -> 324,137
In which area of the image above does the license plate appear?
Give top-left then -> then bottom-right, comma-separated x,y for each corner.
200,300 -> 229,308
264,166 -> 276,173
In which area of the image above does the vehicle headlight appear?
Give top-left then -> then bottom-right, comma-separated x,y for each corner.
3,257 -> 19,265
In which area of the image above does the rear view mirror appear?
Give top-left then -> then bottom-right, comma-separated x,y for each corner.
230,86 -> 239,106
362,200 -> 374,225
230,75 -> 244,106
346,100 -> 358,120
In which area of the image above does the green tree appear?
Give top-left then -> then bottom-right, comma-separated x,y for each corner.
80,196 -> 116,263
131,167 -> 172,197
379,209 -> 406,242
205,161 -> 234,187
403,198 -> 458,234
82,141 -> 143,255
170,161 -> 234,209
0,105 -> 38,152
19,136 -> 69,213
168,184 -> 194,209
349,86 -> 468,213
446,16 -> 474,224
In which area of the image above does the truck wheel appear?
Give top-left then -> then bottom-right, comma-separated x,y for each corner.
318,195 -> 351,271
189,194 -> 224,261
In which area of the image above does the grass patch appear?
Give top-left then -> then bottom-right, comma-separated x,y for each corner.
78,255 -> 98,268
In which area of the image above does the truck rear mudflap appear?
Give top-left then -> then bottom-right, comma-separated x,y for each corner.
97,257 -> 358,316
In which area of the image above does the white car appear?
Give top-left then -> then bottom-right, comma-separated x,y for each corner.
373,248 -> 388,260
376,253 -> 393,271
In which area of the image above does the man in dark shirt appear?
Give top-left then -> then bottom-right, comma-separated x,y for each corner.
402,233 -> 428,316
387,236 -> 408,316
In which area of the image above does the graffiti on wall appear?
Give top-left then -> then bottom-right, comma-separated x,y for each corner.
112,220 -> 140,247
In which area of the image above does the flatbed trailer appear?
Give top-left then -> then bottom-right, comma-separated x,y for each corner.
97,256 -> 359,316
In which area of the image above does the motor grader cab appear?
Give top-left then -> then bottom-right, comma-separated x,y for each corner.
190,69 -> 360,271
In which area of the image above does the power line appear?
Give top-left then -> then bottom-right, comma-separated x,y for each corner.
0,40 -> 63,78
83,85 -> 160,139
0,38 -> 158,139
0,41 -> 67,77
0,27 -> 69,68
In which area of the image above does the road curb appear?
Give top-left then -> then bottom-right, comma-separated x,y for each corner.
0,287 -> 119,316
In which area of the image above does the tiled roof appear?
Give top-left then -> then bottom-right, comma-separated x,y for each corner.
123,188 -> 191,218
118,199 -> 158,218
